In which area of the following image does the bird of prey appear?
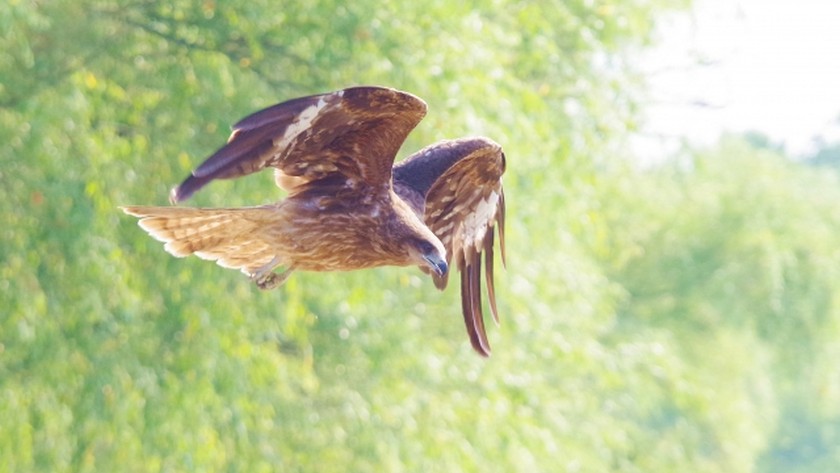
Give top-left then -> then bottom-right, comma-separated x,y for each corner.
122,86 -> 506,356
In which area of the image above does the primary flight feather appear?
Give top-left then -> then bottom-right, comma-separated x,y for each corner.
122,86 -> 506,356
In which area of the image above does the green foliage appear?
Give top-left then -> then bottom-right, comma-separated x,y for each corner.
591,138 -> 840,471
4,0 -> 840,472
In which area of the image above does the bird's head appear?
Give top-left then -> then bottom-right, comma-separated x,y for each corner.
392,192 -> 449,277
408,235 -> 448,277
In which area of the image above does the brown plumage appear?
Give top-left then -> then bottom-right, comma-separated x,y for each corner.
122,86 -> 506,356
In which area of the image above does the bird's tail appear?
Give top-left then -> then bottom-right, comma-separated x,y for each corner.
121,205 -> 283,274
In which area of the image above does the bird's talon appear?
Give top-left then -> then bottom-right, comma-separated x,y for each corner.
253,272 -> 281,290
251,265 -> 294,290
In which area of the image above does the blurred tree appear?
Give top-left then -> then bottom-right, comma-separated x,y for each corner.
592,138 -> 840,472
742,130 -> 786,154
802,114 -> 840,167
806,141 -> 840,168
8,1 -> 839,472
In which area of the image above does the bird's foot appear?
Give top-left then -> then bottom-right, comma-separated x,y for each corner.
251,265 -> 294,291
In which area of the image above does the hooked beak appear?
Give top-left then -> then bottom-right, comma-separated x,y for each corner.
424,253 -> 449,277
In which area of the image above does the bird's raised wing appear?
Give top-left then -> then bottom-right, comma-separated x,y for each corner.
393,137 -> 506,356
171,86 -> 427,203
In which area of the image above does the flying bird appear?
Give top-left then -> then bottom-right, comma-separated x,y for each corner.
122,86 -> 506,356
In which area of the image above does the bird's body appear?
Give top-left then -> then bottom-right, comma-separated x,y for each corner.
123,86 -> 506,355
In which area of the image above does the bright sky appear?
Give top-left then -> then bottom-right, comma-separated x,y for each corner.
636,0 -> 840,159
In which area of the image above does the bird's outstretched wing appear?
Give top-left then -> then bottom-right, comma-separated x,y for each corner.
393,137 -> 506,356
171,86 -> 427,202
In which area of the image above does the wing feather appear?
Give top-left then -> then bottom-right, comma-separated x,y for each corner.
461,248 -> 491,356
394,137 -> 506,356
172,86 -> 427,202
483,228 -> 499,325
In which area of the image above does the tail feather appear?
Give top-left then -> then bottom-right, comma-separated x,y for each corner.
121,205 -> 283,274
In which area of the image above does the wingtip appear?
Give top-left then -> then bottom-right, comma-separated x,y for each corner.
169,186 -> 183,205
461,255 -> 492,358
484,231 -> 501,327
476,341 -> 492,358
120,205 -> 143,217
170,174 -> 208,204
470,325 -> 492,357
466,317 -> 492,358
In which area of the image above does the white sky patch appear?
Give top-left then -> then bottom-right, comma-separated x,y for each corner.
634,0 -> 840,160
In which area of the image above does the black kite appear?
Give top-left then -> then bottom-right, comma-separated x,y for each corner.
122,86 -> 506,356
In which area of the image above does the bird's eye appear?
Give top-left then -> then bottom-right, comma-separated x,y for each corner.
418,240 -> 435,253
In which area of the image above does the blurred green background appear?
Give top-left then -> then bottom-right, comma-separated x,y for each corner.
3,0 -> 840,471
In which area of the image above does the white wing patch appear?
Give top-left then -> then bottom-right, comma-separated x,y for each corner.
272,94 -> 333,151
460,190 -> 500,248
